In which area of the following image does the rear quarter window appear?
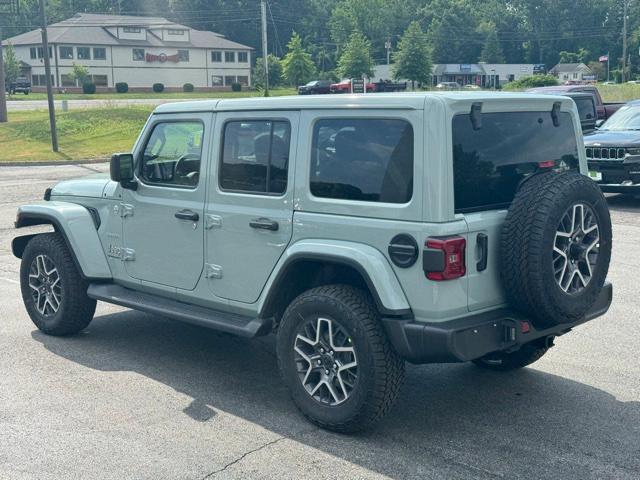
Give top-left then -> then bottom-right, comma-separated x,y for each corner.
453,111 -> 579,213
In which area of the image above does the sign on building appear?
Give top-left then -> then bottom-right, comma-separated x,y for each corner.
351,78 -> 365,94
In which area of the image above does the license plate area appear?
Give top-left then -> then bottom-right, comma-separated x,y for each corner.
588,170 -> 602,181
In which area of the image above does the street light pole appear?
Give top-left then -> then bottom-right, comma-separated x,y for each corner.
39,0 -> 58,152
260,0 -> 269,97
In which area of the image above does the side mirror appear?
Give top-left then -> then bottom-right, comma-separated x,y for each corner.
110,153 -> 137,189
595,119 -> 605,128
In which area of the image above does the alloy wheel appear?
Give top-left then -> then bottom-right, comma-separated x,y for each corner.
28,254 -> 62,316
553,203 -> 600,294
293,317 -> 358,406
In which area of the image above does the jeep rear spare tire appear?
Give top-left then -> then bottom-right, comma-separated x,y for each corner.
501,171 -> 612,329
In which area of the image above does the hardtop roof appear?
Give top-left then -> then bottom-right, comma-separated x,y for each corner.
153,92 -> 574,114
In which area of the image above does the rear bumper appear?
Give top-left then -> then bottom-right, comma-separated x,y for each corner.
383,282 -> 612,364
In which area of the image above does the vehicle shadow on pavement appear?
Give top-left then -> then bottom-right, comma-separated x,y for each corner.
606,193 -> 640,213
32,310 -> 640,480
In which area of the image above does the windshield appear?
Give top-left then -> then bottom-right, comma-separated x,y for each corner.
599,105 -> 640,131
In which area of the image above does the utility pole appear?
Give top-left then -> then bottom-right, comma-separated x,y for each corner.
260,0 -> 269,97
385,39 -> 391,65
0,26 -> 7,123
39,0 -> 58,152
622,0 -> 628,82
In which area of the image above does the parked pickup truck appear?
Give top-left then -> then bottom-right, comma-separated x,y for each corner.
5,76 -> 31,95
527,85 -> 623,121
330,79 -> 375,93
533,91 -> 598,133
13,93 -> 613,432
372,80 -> 407,92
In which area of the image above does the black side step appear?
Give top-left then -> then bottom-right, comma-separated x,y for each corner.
87,283 -> 272,338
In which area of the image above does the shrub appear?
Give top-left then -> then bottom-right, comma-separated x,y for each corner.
183,83 -> 194,92
231,82 -> 242,92
503,74 -> 558,90
115,82 -> 128,93
82,82 -> 96,94
152,83 -> 165,93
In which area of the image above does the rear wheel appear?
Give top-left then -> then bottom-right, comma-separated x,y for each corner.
472,341 -> 549,371
20,233 -> 96,336
277,285 -> 404,433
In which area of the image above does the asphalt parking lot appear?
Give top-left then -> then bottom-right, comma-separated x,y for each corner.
0,164 -> 638,480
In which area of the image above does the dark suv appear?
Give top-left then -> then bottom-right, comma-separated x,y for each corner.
298,80 -> 332,95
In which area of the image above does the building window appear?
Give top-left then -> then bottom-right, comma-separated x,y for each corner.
91,75 -> 108,86
133,48 -> 145,61
225,51 -> 235,62
212,75 -> 223,86
178,49 -> 189,62
167,29 -> 185,35
573,72 -> 578,79
123,27 -> 141,33
36,47 -> 52,59
31,75 -> 55,87
224,75 -> 236,86
30,47 -> 37,59
59,46 -> 73,59
61,74 -> 76,87
211,51 -> 222,62
93,48 -> 106,60
238,51 -> 248,63
236,76 -> 249,86
220,120 -> 291,194
77,47 -> 91,60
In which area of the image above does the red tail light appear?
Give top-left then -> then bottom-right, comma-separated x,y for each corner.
423,236 -> 466,281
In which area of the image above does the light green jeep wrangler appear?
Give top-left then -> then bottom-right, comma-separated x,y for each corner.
13,93 -> 613,432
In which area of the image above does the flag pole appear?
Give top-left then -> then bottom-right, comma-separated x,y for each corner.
607,52 -> 610,83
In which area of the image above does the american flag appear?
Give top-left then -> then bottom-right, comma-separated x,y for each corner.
599,55 -> 609,62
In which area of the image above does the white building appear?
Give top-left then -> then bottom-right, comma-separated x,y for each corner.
549,63 -> 595,83
2,13 -> 253,91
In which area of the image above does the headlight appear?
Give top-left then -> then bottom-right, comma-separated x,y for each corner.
626,148 -> 640,156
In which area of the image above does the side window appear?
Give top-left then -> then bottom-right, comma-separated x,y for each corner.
139,122 -> 204,188
310,118 -> 413,203
220,120 -> 291,195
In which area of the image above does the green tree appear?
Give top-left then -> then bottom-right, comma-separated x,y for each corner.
337,31 -> 374,79
480,28 -> 505,63
281,32 -> 316,86
70,63 -> 90,85
3,42 -> 20,87
252,54 -> 283,88
392,21 -> 431,89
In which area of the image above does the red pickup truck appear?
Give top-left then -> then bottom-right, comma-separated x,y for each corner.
330,79 -> 375,93
527,85 -> 624,121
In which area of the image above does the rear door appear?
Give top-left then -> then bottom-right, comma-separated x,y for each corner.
204,111 -> 298,303
452,108 -> 582,311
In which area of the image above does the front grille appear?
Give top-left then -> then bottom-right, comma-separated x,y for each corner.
585,146 -> 626,160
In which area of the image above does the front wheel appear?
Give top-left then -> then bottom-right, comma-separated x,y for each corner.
276,285 -> 405,433
20,233 -> 96,336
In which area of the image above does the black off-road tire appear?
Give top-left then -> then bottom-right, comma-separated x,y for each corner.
277,285 -> 405,433
501,171 -> 612,329
20,232 -> 96,336
472,341 -> 549,371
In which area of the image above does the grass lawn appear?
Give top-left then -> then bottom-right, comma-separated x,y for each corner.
5,87 -> 297,102
0,107 -> 153,162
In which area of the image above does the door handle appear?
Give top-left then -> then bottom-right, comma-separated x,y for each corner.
175,210 -> 199,222
249,217 -> 279,231
476,233 -> 488,272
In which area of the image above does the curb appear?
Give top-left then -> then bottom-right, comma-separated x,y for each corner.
0,158 -> 109,167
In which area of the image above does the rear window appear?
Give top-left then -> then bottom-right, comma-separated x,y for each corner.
310,118 -> 413,203
453,111 -> 579,213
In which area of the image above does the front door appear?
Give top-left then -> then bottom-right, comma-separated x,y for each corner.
204,111 -> 298,303
122,113 -> 212,290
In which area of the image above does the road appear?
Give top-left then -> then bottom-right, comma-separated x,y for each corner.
0,164 -> 638,480
6,98 -> 193,111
